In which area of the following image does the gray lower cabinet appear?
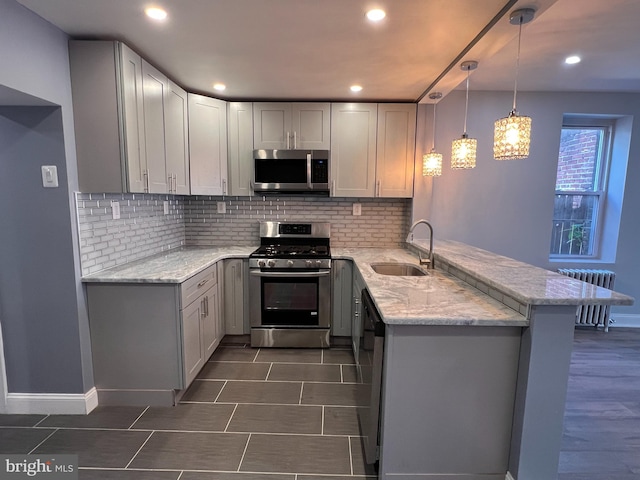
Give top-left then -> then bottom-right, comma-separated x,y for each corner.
86,263 -> 223,406
351,266 -> 367,357
223,258 -> 249,335
331,259 -> 353,337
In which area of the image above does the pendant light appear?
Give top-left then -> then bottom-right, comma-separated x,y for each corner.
493,8 -> 536,160
423,92 -> 443,176
451,61 -> 478,169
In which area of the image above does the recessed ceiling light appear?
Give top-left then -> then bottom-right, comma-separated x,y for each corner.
213,83 -> 226,92
366,9 -> 386,22
565,55 -> 581,65
350,85 -> 363,92
145,7 -> 167,21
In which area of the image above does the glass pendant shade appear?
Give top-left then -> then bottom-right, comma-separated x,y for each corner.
451,135 -> 477,169
423,151 -> 443,176
494,111 -> 532,160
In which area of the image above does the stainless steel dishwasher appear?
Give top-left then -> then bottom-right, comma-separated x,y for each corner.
357,289 -> 385,468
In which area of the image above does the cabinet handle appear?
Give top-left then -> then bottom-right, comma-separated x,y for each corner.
376,180 -> 381,197
197,278 -> 209,288
205,296 -> 209,316
331,180 -> 335,196
286,131 -> 290,150
222,179 -> 227,195
168,174 -> 173,193
294,131 -> 297,149
173,174 -> 177,193
143,170 -> 149,193
201,298 -> 206,317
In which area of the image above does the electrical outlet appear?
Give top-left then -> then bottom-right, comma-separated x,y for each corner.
163,201 -> 169,215
352,203 -> 362,216
217,201 -> 226,214
111,201 -> 121,220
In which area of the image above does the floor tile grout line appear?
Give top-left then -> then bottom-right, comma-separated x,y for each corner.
180,401 -> 363,408
321,406 -> 325,435
340,365 -> 344,383
27,428 -> 59,454
299,382 -> 304,405
32,414 -> 50,428
224,403 -> 239,432
77,466 -> 375,476
348,436 -> 355,476
124,430 -> 155,469
265,362 -> 274,380
128,406 -> 150,429
253,348 -> 260,363
199,379 -> 361,385
176,471 -> 184,480
213,380 -> 228,403
237,433 -> 252,472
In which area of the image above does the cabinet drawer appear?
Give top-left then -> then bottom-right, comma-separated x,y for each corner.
181,265 -> 217,308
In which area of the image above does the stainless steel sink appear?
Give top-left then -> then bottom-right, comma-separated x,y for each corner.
370,263 -> 428,276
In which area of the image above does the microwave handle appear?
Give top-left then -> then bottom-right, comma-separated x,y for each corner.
286,131 -> 290,150
307,153 -> 312,189
294,131 -> 297,149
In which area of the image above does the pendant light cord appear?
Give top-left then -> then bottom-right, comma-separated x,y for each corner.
512,15 -> 523,113
432,101 -> 437,150
463,67 -> 470,135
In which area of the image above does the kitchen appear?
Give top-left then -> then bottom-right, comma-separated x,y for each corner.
2,0 -> 640,479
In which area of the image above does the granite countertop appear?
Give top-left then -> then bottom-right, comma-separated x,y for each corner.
81,246 -> 257,283
332,248 -> 528,326
412,239 -> 634,307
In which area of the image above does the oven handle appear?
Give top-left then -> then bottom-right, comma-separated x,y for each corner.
250,270 -> 331,278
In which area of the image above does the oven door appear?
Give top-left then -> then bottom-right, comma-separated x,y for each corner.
249,269 -> 331,328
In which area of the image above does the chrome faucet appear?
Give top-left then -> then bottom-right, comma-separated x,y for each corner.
406,219 -> 434,268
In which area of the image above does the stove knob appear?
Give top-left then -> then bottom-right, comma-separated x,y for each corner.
287,260 -> 294,267
257,259 -> 266,268
305,260 -> 313,267
267,259 -> 276,268
316,259 -> 323,266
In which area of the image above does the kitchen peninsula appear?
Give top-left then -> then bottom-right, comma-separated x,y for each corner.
82,240 -> 633,480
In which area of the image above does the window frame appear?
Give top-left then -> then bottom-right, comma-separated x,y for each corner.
550,119 -> 614,260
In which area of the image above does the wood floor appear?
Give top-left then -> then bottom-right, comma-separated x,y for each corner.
559,327 -> 640,479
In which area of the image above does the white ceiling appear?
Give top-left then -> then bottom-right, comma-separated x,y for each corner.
12,0 -> 640,103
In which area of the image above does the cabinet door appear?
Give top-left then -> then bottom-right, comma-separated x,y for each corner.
331,260 -> 353,337
330,103 -> 377,197
253,103 -> 292,149
182,298 -> 205,387
142,60 -> 169,193
165,80 -> 190,194
223,259 -> 245,335
119,43 -> 147,193
292,103 -> 331,150
376,104 -> 416,198
202,286 -> 220,360
228,102 -> 254,196
189,94 -> 228,195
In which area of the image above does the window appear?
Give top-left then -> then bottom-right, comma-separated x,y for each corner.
550,123 -> 611,257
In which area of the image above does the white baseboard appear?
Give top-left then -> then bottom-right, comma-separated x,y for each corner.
609,314 -> 640,328
5,387 -> 98,415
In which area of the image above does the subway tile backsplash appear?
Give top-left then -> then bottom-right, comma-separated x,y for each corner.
76,193 -> 411,276
76,193 -> 185,275
184,196 -> 411,247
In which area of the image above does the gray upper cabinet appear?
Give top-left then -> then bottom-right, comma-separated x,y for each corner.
253,103 -> 330,150
141,60 -> 169,194
70,41 -> 147,193
69,41 -> 189,195
189,93 -> 228,196
330,103 -> 416,198
330,103 -> 378,197
165,80 -> 190,194
376,103 -> 417,198
227,102 -> 254,196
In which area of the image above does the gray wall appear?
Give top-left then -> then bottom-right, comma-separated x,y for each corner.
0,0 -> 92,393
414,90 -> 640,318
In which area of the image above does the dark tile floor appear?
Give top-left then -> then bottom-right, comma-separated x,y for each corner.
0,346 -> 374,479
1,329 -> 639,479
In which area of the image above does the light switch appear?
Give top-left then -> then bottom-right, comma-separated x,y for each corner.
41,165 -> 59,188
217,202 -> 226,214
111,201 -> 121,220
163,201 -> 169,215
352,203 -> 362,216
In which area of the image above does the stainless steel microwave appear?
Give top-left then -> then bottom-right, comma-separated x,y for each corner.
252,149 -> 330,194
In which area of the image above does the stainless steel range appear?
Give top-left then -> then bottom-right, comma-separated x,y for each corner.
249,221 -> 331,348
